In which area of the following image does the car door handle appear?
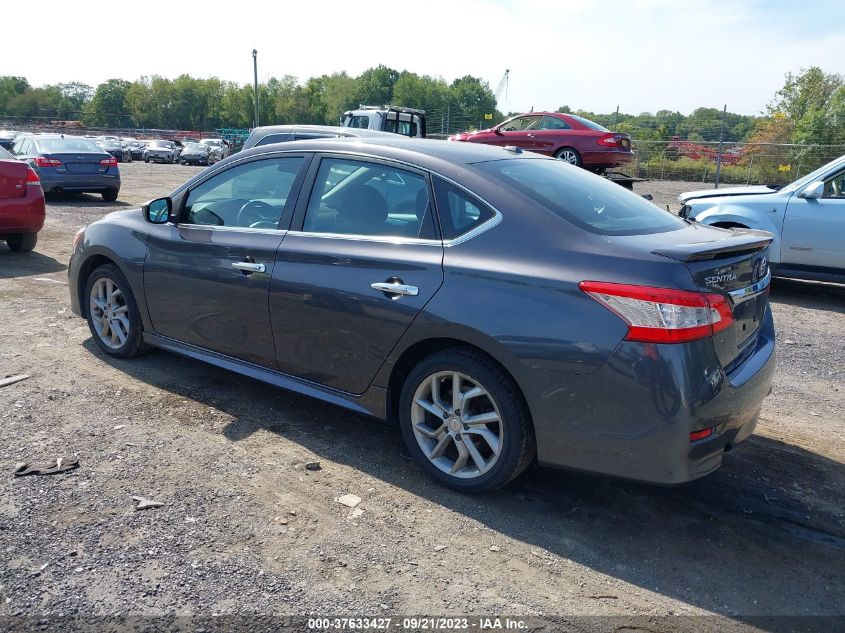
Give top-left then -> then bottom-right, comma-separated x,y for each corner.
371,282 -> 419,297
232,261 -> 266,273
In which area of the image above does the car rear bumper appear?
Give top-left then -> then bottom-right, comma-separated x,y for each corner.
0,188 -> 46,234
39,171 -> 120,194
581,149 -> 634,169
530,305 -> 775,484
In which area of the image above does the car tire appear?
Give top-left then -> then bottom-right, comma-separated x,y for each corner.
144,157 -> 149,163
398,347 -> 535,493
555,147 -> 582,167
6,232 -> 37,252
102,189 -> 119,202
84,264 -> 150,359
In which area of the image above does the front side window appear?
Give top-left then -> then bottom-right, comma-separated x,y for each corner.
501,115 -> 542,132
183,157 -> 303,229
823,170 -> 845,198
539,116 -> 572,130
475,158 -> 687,236
348,116 -> 371,129
302,158 -> 434,239
432,178 -> 495,240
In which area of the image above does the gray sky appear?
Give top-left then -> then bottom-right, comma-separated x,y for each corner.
3,0 -> 843,115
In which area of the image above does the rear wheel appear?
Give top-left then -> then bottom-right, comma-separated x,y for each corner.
144,157 -> 150,163
6,232 -> 38,252
399,348 -> 535,493
102,189 -> 119,202
555,147 -> 582,167
84,264 -> 150,358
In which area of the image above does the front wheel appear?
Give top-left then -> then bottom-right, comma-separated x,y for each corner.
555,147 -> 582,167
398,348 -> 535,493
84,264 -> 150,358
6,232 -> 38,252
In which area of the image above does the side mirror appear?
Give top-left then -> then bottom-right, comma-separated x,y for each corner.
142,197 -> 172,224
799,180 -> 825,199
493,126 -> 503,135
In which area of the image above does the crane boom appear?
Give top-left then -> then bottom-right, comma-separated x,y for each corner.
494,69 -> 510,104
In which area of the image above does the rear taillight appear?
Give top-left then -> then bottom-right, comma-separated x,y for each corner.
580,281 -> 734,344
598,133 -> 619,147
34,157 -> 62,167
100,157 -> 118,167
25,167 -> 40,185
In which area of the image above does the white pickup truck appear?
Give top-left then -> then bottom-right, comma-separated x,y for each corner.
340,105 -> 427,138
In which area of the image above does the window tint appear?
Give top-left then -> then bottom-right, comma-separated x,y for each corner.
539,116 -> 571,130
475,158 -> 687,236
256,133 -> 292,146
183,157 -> 303,229
302,158 -> 435,239
432,178 -> 495,240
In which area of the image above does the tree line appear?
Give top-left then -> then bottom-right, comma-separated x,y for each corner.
1,66 -> 842,145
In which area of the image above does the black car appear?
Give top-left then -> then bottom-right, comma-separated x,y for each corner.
179,142 -> 211,166
124,140 -> 146,161
96,137 -> 132,163
68,138 -> 775,493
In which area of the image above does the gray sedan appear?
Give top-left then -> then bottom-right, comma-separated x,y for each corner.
68,138 -> 775,493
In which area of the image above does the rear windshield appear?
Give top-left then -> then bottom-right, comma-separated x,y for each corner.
569,115 -> 609,132
35,138 -> 102,153
475,158 -> 687,235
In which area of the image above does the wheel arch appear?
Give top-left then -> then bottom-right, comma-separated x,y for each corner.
383,335 -> 532,430
75,248 -> 134,319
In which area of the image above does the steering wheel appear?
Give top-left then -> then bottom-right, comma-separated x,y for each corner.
237,200 -> 278,228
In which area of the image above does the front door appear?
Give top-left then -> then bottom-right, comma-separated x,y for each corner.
269,156 -> 443,394
491,115 -> 543,151
143,155 -> 307,367
782,168 -> 845,270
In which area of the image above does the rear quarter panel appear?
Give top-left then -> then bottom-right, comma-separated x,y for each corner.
692,196 -> 788,262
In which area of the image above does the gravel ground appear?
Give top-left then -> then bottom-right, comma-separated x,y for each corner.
1,163 -> 843,631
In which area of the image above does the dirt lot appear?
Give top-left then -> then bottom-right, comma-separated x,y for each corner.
1,163 -> 843,631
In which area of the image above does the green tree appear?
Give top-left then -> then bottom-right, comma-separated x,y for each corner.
84,79 -> 132,126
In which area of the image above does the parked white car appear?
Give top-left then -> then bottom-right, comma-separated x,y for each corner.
199,138 -> 230,163
680,155 -> 845,283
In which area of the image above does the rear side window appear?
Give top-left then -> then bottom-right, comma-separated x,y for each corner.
476,158 -> 686,236
539,116 -> 571,130
432,177 -> 495,240
302,158 -> 435,239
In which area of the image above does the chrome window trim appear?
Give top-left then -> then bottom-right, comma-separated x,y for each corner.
285,230 -> 441,246
729,271 -> 771,304
177,223 -> 288,237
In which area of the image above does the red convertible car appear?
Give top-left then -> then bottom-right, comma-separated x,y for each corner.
0,145 -> 45,252
449,112 -> 633,172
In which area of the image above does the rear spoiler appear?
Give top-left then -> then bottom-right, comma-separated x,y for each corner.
653,229 -> 774,262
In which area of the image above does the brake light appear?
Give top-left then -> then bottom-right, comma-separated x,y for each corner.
598,133 -> 620,147
34,156 -> 62,167
25,167 -> 40,185
580,281 -> 734,343
690,427 -> 715,442
100,157 -> 118,167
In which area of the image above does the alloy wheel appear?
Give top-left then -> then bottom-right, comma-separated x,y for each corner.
557,149 -> 579,164
410,371 -> 503,479
89,278 -> 130,350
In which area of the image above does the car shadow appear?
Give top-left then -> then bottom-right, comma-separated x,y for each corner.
769,278 -> 845,315
45,192 -> 132,207
89,340 -> 845,629
0,248 -> 67,278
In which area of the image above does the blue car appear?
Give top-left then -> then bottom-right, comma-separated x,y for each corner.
11,134 -> 120,201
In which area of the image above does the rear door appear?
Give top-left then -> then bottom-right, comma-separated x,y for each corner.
143,154 -> 309,368
269,155 -> 443,394
781,168 -> 845,270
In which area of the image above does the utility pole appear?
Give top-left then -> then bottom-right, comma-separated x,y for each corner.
252,49 -> 259,129
714,103 -> 726,189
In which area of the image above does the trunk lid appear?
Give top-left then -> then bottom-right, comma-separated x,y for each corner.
0,158 -> 27,199
48,152 -> 109,174
652,227 -> 773,371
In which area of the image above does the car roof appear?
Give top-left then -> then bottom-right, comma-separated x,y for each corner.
237,136 -> 548,169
